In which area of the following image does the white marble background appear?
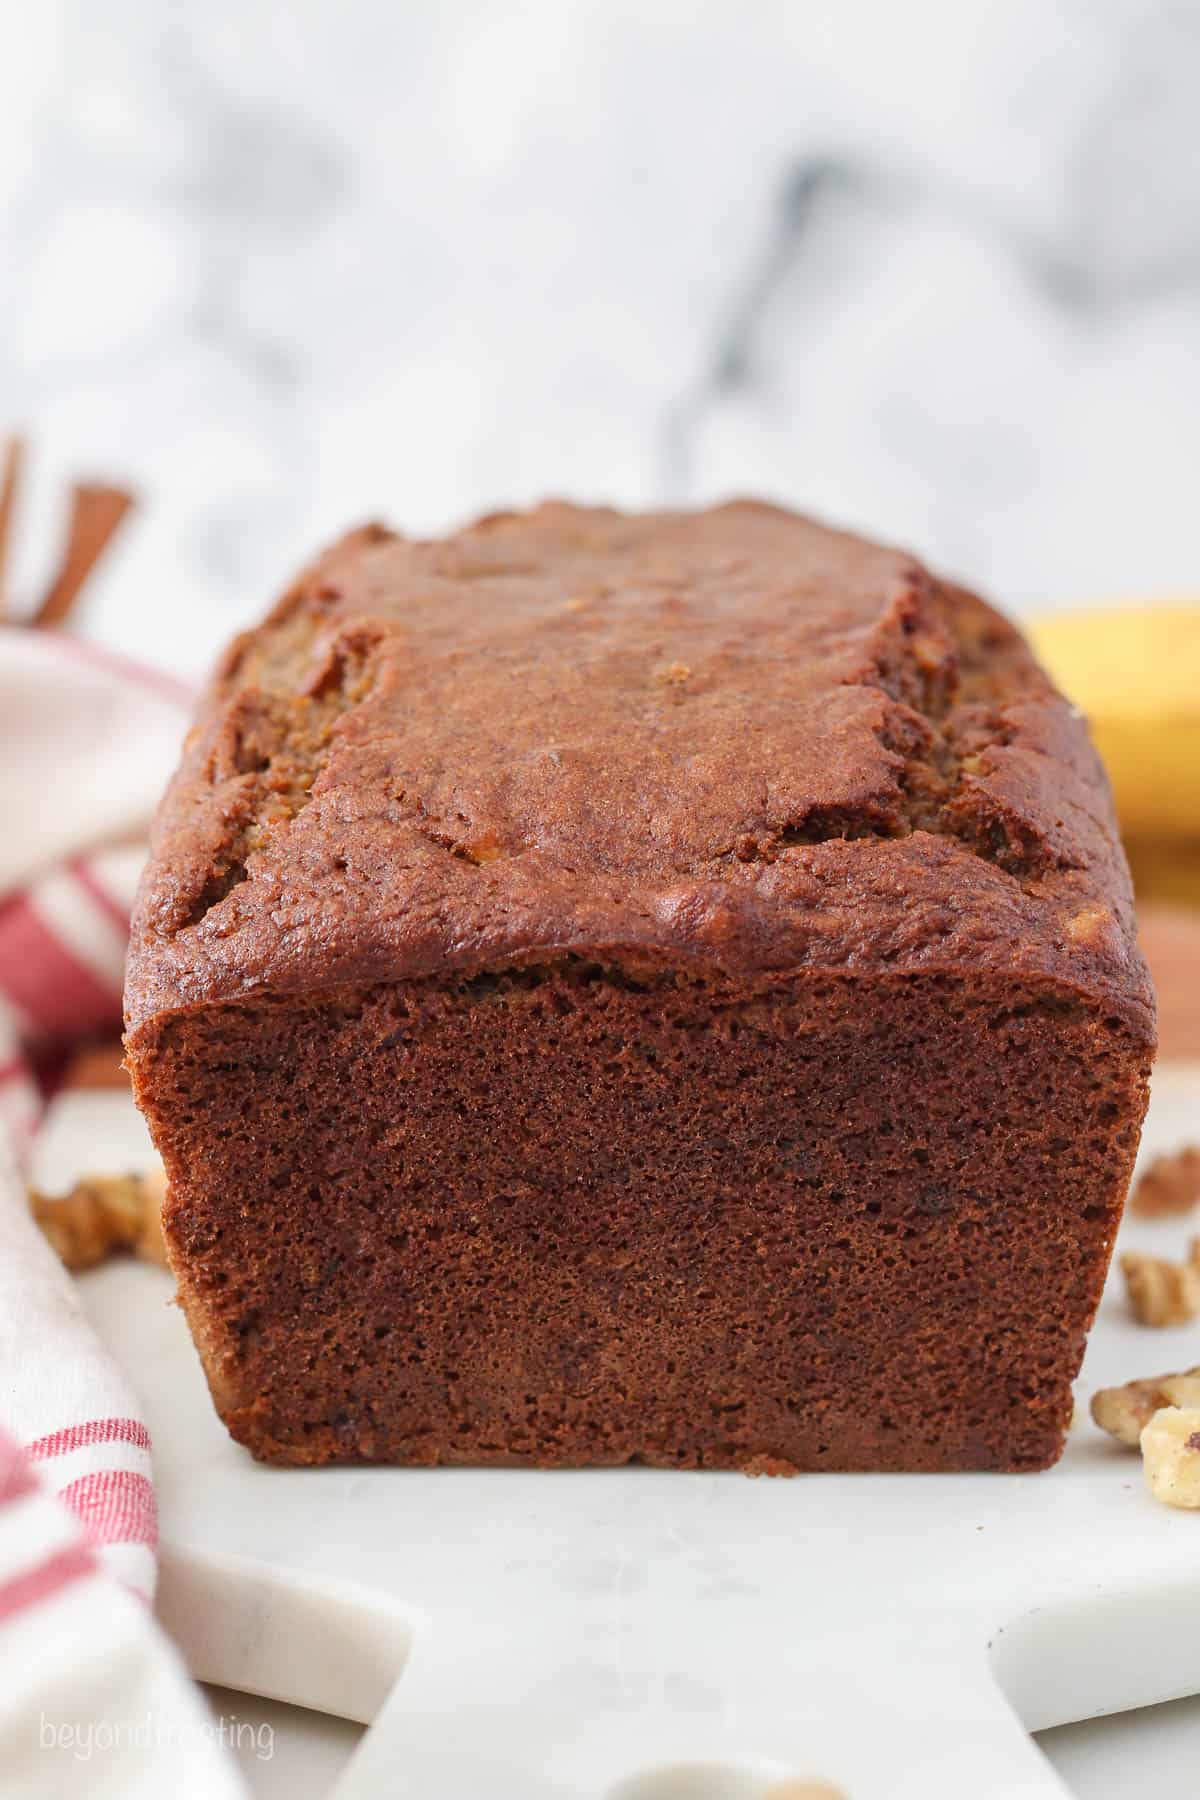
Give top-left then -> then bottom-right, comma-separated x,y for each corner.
2,0 -> 1199,675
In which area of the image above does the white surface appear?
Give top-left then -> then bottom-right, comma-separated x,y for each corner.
195,1685 -> 1200,1800
69,1066 -> 1200,1799
30,1090 -> 157,1195
1040,1693 -> 1200,1799
197,1686 -> 361,1800
4,3 -> 1200,678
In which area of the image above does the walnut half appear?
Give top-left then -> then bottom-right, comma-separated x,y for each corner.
1129,1146 -> 1200,1218
1120,1243 -> 1200,1327
1092,1368 -> 1200,1446
30,1167 -> 168,1272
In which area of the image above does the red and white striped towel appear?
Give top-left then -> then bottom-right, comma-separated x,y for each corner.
0,626 -> 246,1795
0,1133 -> 160,1599
0,1402 -> 243,1798
0,630 -> 191,1162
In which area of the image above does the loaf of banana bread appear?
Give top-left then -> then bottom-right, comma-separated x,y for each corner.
125,502 -> 1154,1472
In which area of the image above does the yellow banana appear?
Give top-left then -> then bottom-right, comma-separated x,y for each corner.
1028,605 -> 1200,903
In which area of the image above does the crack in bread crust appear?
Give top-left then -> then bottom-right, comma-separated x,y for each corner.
125,502 -> 1150,1039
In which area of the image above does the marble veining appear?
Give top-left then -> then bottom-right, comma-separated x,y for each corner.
2,0 -> 1199,675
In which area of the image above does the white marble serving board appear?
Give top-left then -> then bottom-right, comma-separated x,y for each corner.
60,1067 -> 1200,1800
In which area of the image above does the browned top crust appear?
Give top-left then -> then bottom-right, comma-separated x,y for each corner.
125,502 -> 1154,1040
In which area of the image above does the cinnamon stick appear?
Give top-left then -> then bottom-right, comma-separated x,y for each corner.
0,434 -> 24,620
33,481 -> 135,629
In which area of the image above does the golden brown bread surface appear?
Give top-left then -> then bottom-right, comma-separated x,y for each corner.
125,502 -> 1154,1472
125,502 -> 1151,1034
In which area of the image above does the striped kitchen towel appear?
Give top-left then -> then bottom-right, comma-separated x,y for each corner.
0,1401 -> 244,1798
0,627 -> 190,1161
0,473 -> 246,1792
0,622 -> 189,1599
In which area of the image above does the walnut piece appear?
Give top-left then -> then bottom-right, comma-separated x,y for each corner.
1091,1367 -> 1200,1446
30,1167 -> 168,1272
1120,1244 -> 1200,1326
1141,1406 -> 1200,1509
763,1784 -> 848,1800
1064,905 -> 1110,946
1130,1146 -> 1200,1218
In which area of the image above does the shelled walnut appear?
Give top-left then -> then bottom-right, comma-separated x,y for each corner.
1091,1368 -> 1200,1446
1129,1146 -> 1200,1218
30,1167 -> 168,1271
1120,1242 -> 1200,1326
